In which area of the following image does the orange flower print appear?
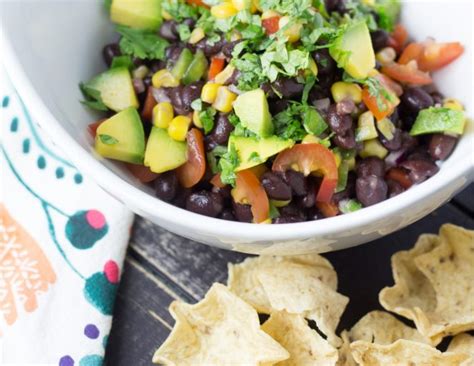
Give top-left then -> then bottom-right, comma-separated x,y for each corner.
0,204 -> 56,335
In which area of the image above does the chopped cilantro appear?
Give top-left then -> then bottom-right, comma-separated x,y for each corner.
269,201 -> 280,219
111,55 -> 133,69
117,26 -> 169,60
219,143 -> 240,185
199,107 -> 217,134
343,74 -> 396,112
162,0 -> 200,21
273,103 -> 307,141
339,199 -> 362,213
98,134 -> 118,145
79,82 -> 108,111
176,24 -> 191,42
259,0 -> 312,17
374,0 -> 401,32
191,98 -> 203,111
302,75 -> 316,104
303,108 -> 328,136
232,53 -> 266,90
248,151 -> 262,163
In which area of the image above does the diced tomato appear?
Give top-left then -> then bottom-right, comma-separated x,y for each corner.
142,87 -> 157,122
126,163 -> 159,183
362,73 -> 400,121
234,170 -> 270,223
176,129 -> 206,188
210,173 -> 226,188
272,144 -> 338,203
381,62 -> 432,85
398,42 -> 424,65
386,167 -> 412,189
208,57 -> 225,80
390,24 -> 408,53
88,118 -> 106,138
316,202 -> 339,218
186,0 -> 208,7
262,16 -> 280,35
377,73 -> 403,97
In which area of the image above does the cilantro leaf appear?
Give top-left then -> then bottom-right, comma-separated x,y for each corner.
191,98 -> 203,111
98,134 -> 119,145
162,0 -> 200,21
232,53 -> 266,90
111,55 -> 134,69
374,0 -> 401,32
269,201 -> 280,219
199,107 -> 217,134
104,0 -> 112,11
176,24 -> 191,42
219,142 -> 240,185
117,25 -> 169,60
303,107 -> 328,136
248,151 -> 262,163
79,82 -> 108,111
273,103 -> 307,141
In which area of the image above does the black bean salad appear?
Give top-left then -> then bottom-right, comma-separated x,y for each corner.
81,0 -> 466,223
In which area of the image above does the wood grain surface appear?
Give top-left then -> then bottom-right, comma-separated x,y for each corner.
105,184 -> 473,366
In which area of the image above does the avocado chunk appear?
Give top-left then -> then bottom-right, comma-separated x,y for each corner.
410,107 -> 466,136
95,107 -> 145,164
88,67 -> 139,112
329,21 -> 375,79
144,127 -> 187,173
233,89 -> 273,137
230,135 -> 294,171
110,0 -> 162,30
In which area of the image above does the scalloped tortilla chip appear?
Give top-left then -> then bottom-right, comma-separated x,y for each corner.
350,339 -> 470,366
380,225 -> 474,341
257,264 -> 348,346
153,283 -> 289,365
448,334 -> 474,366
227,254 -> 338,313
336,331 -> 357,366
347,311 -> 434,345
261,311 -> 338,366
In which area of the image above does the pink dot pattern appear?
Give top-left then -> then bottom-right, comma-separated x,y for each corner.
85,210 -> 106,230
103,260 -> 119,284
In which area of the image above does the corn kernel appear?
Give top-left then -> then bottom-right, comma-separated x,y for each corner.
331,81 -> 362,103
153,102 -> 174,129
192,110 -> 203,128
230,30 -> 242,42
168,116 -> 191,141
211,3 -> 238,19
201,83 -> 221,104
189,27 -> 205,44
162,9 -> 173,20
361,0 -> 375,5
213,86 -> 237,113
232,0 -> 256,12
302,134 -> 320,144
253,0 -> 262,11
443,98 -> 464,111
376,47 -> 397,65
308,57 -> 318,77
261,10 -> 280,19
334,152 -> 342,168
133,65 -> 149,80
260,218 -> 272,224
214,64 -> 236,84
278,16 -> 302,43
152,69 -> 179,88
368,68 -> 379,77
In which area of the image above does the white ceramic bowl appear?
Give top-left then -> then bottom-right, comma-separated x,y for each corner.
1,0 -> 473,254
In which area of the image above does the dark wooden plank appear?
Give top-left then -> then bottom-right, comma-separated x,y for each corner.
451,183 -> 474,216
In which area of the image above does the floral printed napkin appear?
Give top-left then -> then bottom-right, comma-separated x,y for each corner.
0,67 -> 134,365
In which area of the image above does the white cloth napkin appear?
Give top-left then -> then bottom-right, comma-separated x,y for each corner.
0,67 -> 134,365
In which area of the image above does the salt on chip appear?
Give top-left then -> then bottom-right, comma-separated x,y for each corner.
347,310 -> 434,345
350,339 -> 470,366
336,331 -> 357,366
153,283 -> 289,366
380,225 -> 474,341
448,334 -> 474,366
261,311 -> 338,366
228,254 -> 338,314
257,263 -> 348,346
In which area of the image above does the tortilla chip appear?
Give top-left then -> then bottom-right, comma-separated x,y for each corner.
261,311 -> 338,366
380,225 -> 474,341
153,283 -> 289,365
347,310 -> 433,345
257,263 -> 348,346
448,334 -> 474,366
350,339 -> 470,366
227,254 -> 338,313
336,331 -> 357,366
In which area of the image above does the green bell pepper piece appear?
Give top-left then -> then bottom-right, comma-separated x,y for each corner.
182,50 -> 208,85
171,48 -> 193,80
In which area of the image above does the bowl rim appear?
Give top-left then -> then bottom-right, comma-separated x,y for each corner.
1,28 -> 473,243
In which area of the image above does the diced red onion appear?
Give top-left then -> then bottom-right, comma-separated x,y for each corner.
133,78 -> 145,95
152,87 -> 171,103
336,99 -> 356,115
227,84 -> 243,95
385,149 -> 406,168
313,98 -> 330,111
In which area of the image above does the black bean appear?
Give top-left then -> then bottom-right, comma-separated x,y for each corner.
269,99 -> 290,115
326,104 -> 352,134
429,134 -> 457,161
387,179 -> 405,198
306,207 -> 322,221
183,18 -> 196,28
272,78 -> 305,98
219,209 -> 235,221
296,180 -> 316,208
155,171 -> 179,201
233,202 -> 253,223
159,20 -> 179,41
226,69 -> 241,86
333,129 -> 356,149
166,44 -> 185,66
400,131 -> 418,154
370,30 -> 390,52
312,49 -> 336,76
182,81 -> 204,109
195,37 -> 224,57
379,128 -> 402,151
173,187 -> 192,208
357,157 -> 386,178
274,215 -> 304,224
167,82 -> 204,115
150,60 -> 166,73
430,91 -> 444,105
208,113 -> 234,146
356,175 -> 388,207
102,43 -> 121,67
279,203 -> 306,220
332,172 -> 356,203
222,40 -> 241,59
399,159 -> 439,184
324,0 -> 346,13
212,185 -> 232,202
401,87 -> 434,114
186,190 -> 223,217
407,148 -> 431,162
261,172 -> 292,201
282,170 -> 308,196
